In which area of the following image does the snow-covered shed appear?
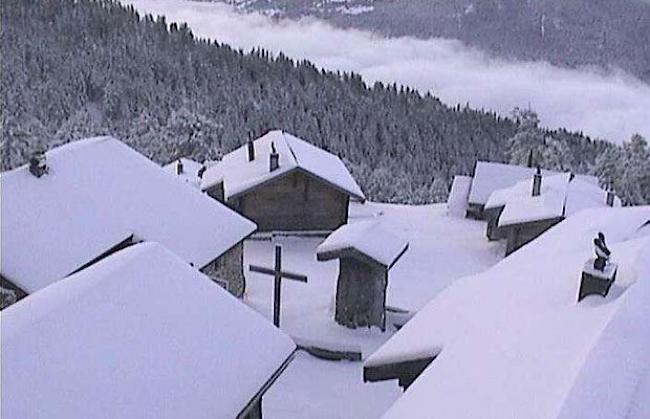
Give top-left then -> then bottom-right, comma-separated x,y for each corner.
488,171 -> 620,255
0,137 -> 256,298
162,157 -> 204,189
1,242 -> 297,419
364,206 -> 650,419
316,220 -> 409,331
201,130 -> 366,232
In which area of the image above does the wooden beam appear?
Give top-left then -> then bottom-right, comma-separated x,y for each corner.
364,356 -> 437,390
249,266 -> 307,283
236,349 -> 298,419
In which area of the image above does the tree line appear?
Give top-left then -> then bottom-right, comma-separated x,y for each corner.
2,0 -> 647,204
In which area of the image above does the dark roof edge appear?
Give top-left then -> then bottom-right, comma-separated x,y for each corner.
236,348 -> 298,419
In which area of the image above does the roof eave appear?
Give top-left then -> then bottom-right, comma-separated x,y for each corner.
236,348 -> 298,419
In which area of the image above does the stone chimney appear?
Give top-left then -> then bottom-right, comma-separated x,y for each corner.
28,151 -> 48,178
176,159 -> 184,175
532,166 -> 542,197
269,141 -> 279,172
247,134 -> 255,162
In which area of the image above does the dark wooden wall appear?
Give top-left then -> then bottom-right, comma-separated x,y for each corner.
205,182 -> 225,203
484,206 -> 506,241
231,170 -> 349,232
466,203 -> 486,220
504,217 -> 563,255
335,258 -> 387,331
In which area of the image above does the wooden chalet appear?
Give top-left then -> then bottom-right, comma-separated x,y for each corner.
201,130 -> 366,232
0,137 -> 257,304
316,220 -> 409,331
2,243 -> 296,419
491,170 -> 619,255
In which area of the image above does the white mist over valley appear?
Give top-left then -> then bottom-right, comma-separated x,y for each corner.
124,0 -> 650,144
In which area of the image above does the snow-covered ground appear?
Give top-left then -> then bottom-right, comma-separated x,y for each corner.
243,201 -> 503,418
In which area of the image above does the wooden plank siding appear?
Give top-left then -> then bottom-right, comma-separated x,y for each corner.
229,170 -> 349,232
503,217 -> 564,255
335,258 -> 388,331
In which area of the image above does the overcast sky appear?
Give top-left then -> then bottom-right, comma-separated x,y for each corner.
123,0 -> 650,144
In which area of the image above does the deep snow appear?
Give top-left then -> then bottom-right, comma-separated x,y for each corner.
243,201 -> 503,418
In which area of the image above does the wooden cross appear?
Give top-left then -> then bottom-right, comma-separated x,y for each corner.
249,244 -> 308,327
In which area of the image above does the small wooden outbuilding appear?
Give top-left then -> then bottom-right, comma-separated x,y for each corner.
200,130 -> 366,232
316,220 -> 409,331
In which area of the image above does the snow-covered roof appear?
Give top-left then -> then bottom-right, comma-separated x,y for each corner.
494,173 -> 620,227
1,137 -> 256,293
1,242 -> 296,419
316,220 -> 409,268
467,161 -> 599,207
201,130 -> 365,201
366,206 -> 650,419
468,161 -> 539,206
163,157 -> 203,189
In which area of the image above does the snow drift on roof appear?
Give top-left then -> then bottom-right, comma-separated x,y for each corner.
163,157 -> 203,189
316,220 -> 409,267
201,130 -> 365,201
495,173 -> 620,227
556,240 -> 650,419
366,206 -> 650,419
0,137 -> 256,293
1,242 -> 295,419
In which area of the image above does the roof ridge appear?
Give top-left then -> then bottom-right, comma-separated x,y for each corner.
282,132 -> 300,166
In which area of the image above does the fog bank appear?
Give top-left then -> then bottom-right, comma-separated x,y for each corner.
123,0 -> 650,144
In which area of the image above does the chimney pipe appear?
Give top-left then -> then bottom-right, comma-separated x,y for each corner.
269,141 -> 279,172
606,187 -> 615,207
29,151 -> 48,178
532,166 -> 542,197
247,134 -> 255,162
176,159 -> 184,175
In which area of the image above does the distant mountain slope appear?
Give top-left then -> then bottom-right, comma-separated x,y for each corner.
3,0 -> 646,204
222,0 -> 650,82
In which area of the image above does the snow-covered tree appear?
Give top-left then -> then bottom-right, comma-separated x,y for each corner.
507,108 -> 546,167
542,135 -> 572,171
2,0 -> 642,204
